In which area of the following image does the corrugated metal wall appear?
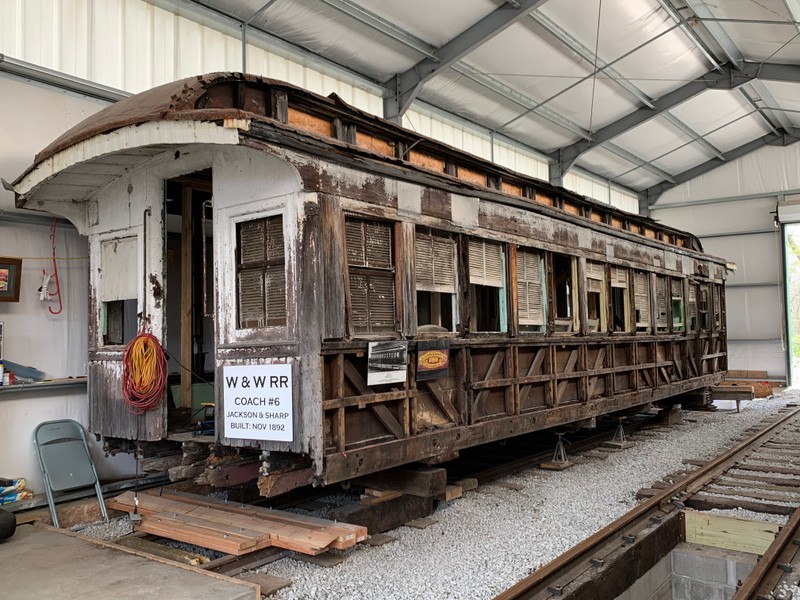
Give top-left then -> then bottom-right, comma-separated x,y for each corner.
652,142 -> 800,382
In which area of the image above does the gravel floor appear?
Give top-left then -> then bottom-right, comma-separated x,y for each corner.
258,392 -> 795,600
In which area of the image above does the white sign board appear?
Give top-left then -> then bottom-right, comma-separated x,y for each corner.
223,364 -> 293,442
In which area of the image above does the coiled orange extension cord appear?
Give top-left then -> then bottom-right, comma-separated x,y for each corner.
122,331 -> 167,414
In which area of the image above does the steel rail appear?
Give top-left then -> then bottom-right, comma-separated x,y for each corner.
734,500 -> 800,599
495,406 -> 800,600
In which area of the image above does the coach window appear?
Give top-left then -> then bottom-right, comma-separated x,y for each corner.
237,216 -> 286,328
517,247 -> 545,333
634,271 -> 651,333
698,284 -> 710,331
688,284 -> 698,331
416,228 -> 457,332
713,284 -> 723,331
469,237 -> 507,332
655,275 -> 669,333
346,218 -> 396,335
610,266 -> 631,332
553,252 -> 577,332
671,279 -> 685,332
586,261 -> 607,333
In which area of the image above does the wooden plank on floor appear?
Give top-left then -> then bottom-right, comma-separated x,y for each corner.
115,536 -> 210,566
682,510 -> 779,555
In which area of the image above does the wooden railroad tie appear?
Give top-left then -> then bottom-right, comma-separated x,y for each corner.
107,490 -> 367,556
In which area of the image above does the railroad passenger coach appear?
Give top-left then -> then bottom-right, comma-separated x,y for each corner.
12,73 -> 729,496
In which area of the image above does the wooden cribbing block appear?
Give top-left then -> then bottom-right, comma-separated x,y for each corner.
437,485 -> 462,502
353,467 -> 447,498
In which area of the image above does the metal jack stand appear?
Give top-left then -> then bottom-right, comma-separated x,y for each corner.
540,432 -> 574,471
603,418 -> 635,450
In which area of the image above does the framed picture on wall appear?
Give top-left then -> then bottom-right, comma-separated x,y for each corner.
0,258 -> 22,302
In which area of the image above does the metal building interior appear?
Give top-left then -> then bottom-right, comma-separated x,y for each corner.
2,1 -> 800,599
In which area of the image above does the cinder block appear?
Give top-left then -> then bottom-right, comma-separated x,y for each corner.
672,575 -> 691,600
686,578 -> 729,600
734,555 -> 757,585
672,548 -> 729,584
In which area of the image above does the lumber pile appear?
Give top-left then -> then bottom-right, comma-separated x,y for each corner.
108,490 -> 367,556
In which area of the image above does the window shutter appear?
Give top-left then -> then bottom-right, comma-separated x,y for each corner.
368,273 -> 396,332
365,221 -> 392,268
237,215 -> 286,329
688,285 -> 697,328
634,271 -> 650,326
265,217 -> 285,261
415,230 -> 456,293
469,239 -> 504,288
239,221 -> 266,265
517,249 -> 544,326
656,277 -> 668,327
346,220 -> 366,266
586,261 -> 604,294
238,270 -> 265,328
349,273 -> 369,332
265,265 -> 286,325
610,266 -> 628,288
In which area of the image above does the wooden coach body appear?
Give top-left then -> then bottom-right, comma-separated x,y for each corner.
13,73 -> 728,495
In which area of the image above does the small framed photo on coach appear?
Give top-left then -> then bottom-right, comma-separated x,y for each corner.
0,258 -> 22,303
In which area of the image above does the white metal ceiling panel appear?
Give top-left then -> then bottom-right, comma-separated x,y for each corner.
537,0 -> 710,100
668,90 -> 754,136
356,0 -> 499,48
500,111 -> 582,152
759,80 -> 800,128
650,142 -> 710,174
692,0 -> 799,62
466,22 -> 595,110
704,116 -> 772,152
577,146 -> 663,189
247,0 -> 420,80
612,118 -> 695,162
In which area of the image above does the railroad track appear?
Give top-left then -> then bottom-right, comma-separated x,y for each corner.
495,404 -> 800,600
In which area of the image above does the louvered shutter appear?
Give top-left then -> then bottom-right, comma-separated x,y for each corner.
469,239 -> 504,288
368,273 -> 396,332
346,218 -> 396,334
656,277 -> 669,328
265,217 -> 285,261
237,215 -> 286,329
634,271 -> 650,326
610,266 -> 628,288
713,285 -> 721,328
265,265 -> 286,325
517,249 -> 544,326
365,221 -> 392,268
238,270 -> 265,328
346,220 -> 366,266
688,285 -> 697,330
350,273 -> 369,332
239,221 -> 266,265
415,230 -> 456,293
586,261 -> 604,294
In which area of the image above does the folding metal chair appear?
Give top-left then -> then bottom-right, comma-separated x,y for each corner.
33,419 -> 108,528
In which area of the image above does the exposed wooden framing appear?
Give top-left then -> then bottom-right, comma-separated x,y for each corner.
180,186 -> 193,409
519,347 -> 547,407
343,360 -> 404,440
426,380 -> 461,424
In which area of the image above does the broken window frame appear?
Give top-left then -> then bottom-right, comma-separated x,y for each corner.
235,215 -> 287,329
345,217 -> 398,337
655,275 -> 670,333
671,278 -> 685,333
633,270 -> 651,334
713,284 -> 723,332
468,237 -> 508,334
552,252 -> 578,334
586,260 -> 607,333
415,227 -> 458,334
609,265 -> 631,333
516,246 -> 546,334
97,235 -> 139,347
698,283 -> 710,331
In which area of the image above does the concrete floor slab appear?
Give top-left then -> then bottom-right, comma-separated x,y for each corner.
0,524 -> 258,600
